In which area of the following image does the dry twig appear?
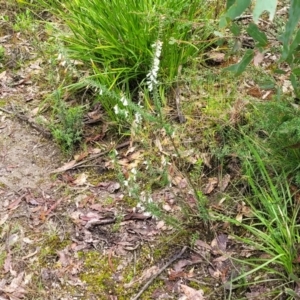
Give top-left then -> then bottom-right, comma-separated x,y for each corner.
51,140 -> 130,173
131,246 -> 187,300
0,106 -> 51,138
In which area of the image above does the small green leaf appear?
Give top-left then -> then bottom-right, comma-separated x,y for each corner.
285,288 -> 299,297
246,23 -> 268,47
258,80 -> 276,90
220,0 -> 251,28
230,23 -> 241,36
213,31 -> 224,38
273,68 -> 287,75
285,28 -> 300,63
232,40 -> 242,52
281,0 -> 300,60
253,0 -> 278,23
290,73 -> 300,97
292,68 -> 300,76
290,28 -> 300,52
226,0 -> 236,10
289,273 -> 300,283
225,50 -> 254,76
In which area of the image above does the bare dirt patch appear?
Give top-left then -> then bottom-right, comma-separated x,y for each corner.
0,116 -> 60,194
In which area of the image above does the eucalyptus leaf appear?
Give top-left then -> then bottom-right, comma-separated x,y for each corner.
219,0 -> 251,28
253,0 -> 277,23
290,73 -> 300,98
285,288 -> 299,297
230,23 -> 241,36
281,0 -> 300,60
285,28 -> 300,64
225,49 -> 254,76
292,68 -> 300,76
258,80 -> 276,90
273,69 -> 287,75
226,0 -> 236,10
246,23 -> 268,48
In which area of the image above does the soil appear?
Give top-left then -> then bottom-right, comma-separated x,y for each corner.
0,116 -> 61,194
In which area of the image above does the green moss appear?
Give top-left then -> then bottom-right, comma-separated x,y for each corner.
0,100 -> 7,107
121,196 -> 138,207
142,279 -> 165,299
103,196 -> 114,205
77,233 -> 187,299
0,251 -> 6,268
187,280 -> 214,294
38,235 -> 70,265
88,170 -> 117,186
112,214 -> 123,232
79,251 -> 132,299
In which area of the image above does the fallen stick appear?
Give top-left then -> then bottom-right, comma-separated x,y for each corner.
131,246 -> 187,300
174,65 -> 186,124
0,107 -> 13,115
0,106 -> 51,138
50,140 -> 130,173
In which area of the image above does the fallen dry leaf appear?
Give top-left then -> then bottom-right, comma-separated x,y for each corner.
74,173 -> 88,186
156,220 -> 165,229
194,240 -> 212,251
169,270 -> 186,281
8,197 -> 22,210
124,265 -> 159,288
90,204 -> 104,212
204,177 -> 218,194
241,204 -> 253,217
74,152 -> 88,162
236,202 -> 253,223
162,203 -> 172,212
173,259 -> 192,272
236,213 -> 243,223
57,248 -> 71,267
97,181 -> 120,193
253,51 -> 264,66
51,160 -> 76,173
0,70 -> 7,80
0,214 -> 8,226
90,147 -> 101,154
200,153 -> 212,168
0,271 -> 27,299
206,51 -> 225,63
208,266 -> 222,279
180,284 -> 204,300
218,174 -> 230,192
30,107 -> 40,117
282,80 -> 293,94
211,234 -> 228,255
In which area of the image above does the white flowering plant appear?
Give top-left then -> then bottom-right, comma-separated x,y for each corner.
30,0 -> 215,123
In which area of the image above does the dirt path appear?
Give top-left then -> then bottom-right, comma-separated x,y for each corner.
0,116 -> 61,195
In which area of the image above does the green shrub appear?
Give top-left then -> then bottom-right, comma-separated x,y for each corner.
50,91 -> 84,153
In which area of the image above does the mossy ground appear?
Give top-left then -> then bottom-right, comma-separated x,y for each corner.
76,230 -> 192,299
